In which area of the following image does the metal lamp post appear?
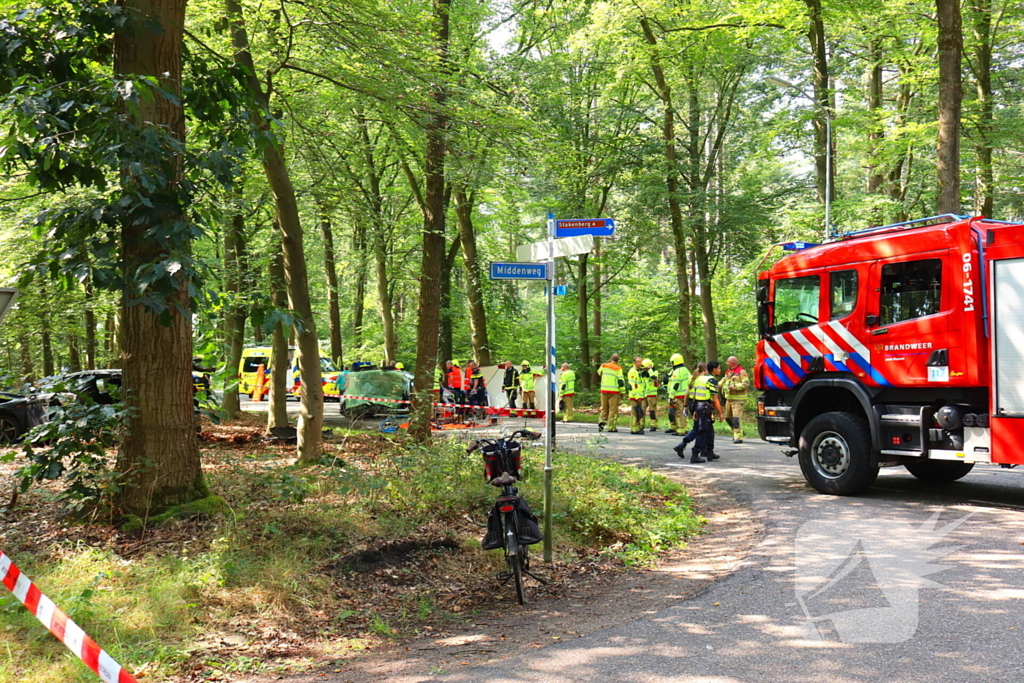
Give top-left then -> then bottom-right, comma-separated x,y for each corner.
765,76 -> 833,241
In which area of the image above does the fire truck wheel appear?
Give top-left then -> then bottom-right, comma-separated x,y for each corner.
798,411 -> 878,495
903,459 -> 975,483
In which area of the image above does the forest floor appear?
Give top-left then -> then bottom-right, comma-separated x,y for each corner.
0,413 -> 739,683
233,468 -> 760,683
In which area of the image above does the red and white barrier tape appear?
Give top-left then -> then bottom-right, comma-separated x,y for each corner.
341,395 -> 546,415
0,551 -> 138,683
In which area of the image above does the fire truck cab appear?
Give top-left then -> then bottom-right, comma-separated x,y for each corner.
755,214 -> 1024,495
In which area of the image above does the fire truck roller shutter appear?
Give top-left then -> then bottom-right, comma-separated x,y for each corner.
991,256 -> 1024,464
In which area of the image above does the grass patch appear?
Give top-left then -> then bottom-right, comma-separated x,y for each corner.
0,416 -> 703,682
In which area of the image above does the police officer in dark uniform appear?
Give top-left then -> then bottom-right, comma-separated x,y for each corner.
673,361 -> 723,463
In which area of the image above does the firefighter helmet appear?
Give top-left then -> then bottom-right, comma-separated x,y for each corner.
670,353 -> 684,365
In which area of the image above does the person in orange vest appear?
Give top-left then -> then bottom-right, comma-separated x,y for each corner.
447,359 -> 466,412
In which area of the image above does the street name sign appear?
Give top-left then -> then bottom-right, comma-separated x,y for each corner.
554,218 -> 615,237
515,234 -> 595,262
489,261 -> 549,280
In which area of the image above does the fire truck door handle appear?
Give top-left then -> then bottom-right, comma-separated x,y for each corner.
871,328 -> 888,336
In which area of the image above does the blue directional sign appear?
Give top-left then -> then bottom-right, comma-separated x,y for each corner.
554,218 -> 615,238
489,261 -> 549,280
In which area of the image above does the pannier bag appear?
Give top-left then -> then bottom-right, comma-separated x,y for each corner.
481,496 -> 543,549
481,442 -> 522,481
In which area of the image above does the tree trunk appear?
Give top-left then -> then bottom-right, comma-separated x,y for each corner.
227,0 -> 323,461
68,332 -> 82,372
969,0 -> 994,216
83,270 -> 96,369
685,74 -> 717,362
866,39 -> 885,197
267,247 -> 290,430
804,0 -> 833,211
577,252 -> 590,389
438,259 -> 452,368
640,17 -> 692,355
19,334 -> 33,383
104,312 -> 117,367
354,114 -> 397,365
437,235 -> 461,369
41,328 -> 53,376
222,211 -> 246,419
113,0 -> 206,515
409,0 -> 451,442
40,283 -> 54,375
352,218 -> 367,354
374,229 -> 397,365
454,189 -> 491,366
936,0 -> 963,214
886,60 -> 916,221
318,200 -> 344,366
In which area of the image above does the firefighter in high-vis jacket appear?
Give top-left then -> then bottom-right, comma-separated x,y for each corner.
519,361 -> 543,417
721,356 -> 750,443
502,361 -> 520,411
627,356 -> 647,434
643,358 -> 660,431
665,353 -> 691,435
597,353 -> 625,432
558,362 -> 576,422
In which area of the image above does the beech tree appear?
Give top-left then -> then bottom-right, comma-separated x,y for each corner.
0,0 -> 229,514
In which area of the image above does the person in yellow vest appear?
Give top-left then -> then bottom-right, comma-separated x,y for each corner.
643,358 -> 661,431
721,356 -> 750,443
557,362 -> 576,422
665,353 -> 692,435
597,353 -> 625,432
519,361 -> 543,417
627,356 -> 647,435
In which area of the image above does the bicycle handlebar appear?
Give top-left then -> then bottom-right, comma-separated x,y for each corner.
465,429 -> 542,454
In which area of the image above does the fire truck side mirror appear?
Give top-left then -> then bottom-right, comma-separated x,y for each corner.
866,314 -> 880,327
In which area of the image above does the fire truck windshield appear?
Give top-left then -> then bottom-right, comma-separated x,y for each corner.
772,275 -> 821,334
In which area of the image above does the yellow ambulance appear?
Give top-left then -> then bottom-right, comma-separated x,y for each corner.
238,346 -> 341,400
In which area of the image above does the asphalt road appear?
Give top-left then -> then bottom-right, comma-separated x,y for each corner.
419,418 -> 1024,683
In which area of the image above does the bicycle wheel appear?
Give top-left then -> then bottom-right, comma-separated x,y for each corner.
505,512 -> 526,605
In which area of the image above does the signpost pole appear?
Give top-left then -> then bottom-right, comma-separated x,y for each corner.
543,212 -> 555,563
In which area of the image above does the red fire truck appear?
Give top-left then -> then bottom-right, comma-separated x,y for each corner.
754,214 -> 1024,495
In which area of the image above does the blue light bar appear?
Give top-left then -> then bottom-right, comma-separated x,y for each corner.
782,241 -> 819,251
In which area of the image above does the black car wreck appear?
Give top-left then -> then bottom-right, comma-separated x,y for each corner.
0,287 -> 46,444
0,390 -> 46,445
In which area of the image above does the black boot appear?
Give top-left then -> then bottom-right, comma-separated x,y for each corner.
706,451 -> 720,461
690,454 -> 707,463
598,421 -> 606,432
672,442 -> 687,458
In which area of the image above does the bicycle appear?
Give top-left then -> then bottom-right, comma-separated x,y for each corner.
467,428 -> 547,604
